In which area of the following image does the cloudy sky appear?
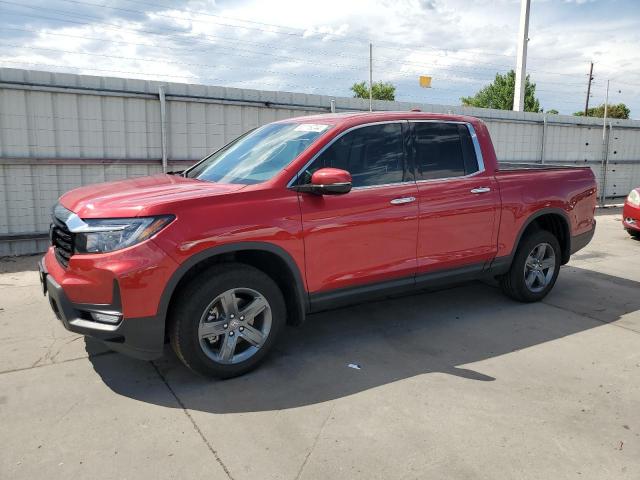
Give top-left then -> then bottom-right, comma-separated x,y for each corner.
1,0 -> 639,117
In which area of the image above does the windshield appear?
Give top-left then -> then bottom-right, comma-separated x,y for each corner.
185,122 -> 331,184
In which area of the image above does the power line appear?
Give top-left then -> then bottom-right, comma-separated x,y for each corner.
5,0 -> 608,75
2,2 -> 636,109
90,0 -> 640,85
0,4 -> 518,73
0,59 -> 340,93
0,14 -> 368,72
1,2 -> 609,84
0,5 -> 378,65
381,66 -> 586,88
0,19 -> 590,90
0,43 -> 366,82
0,23 -> 512,77
0,60 -> 591,110
0,43 -> 587,100
54,0 -> 522,61
609,79 -> 640,89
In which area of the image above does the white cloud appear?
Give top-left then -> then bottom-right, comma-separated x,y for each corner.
0,0 -> 638,116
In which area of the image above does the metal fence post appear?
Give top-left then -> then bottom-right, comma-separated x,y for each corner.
540,114 -> 547,164
600,121 -> 612,206
158,86 -> 168,173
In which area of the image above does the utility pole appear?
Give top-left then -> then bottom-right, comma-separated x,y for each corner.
584,62 -> 594,115
369,42 -> 373,112
513,0 -> 531,111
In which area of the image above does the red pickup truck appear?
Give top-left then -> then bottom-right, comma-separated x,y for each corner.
40,112 -> 597,378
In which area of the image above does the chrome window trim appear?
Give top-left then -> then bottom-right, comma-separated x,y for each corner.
286,120 -> 408,189
466,123 -> 486,173
287,119 -> 487,190
352,180 -> 416,191
414,169 -> 485,185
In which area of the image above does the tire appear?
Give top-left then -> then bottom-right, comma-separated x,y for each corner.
628,229 -> 640,239
499,229 -> 561,302
169,263 -> 286,378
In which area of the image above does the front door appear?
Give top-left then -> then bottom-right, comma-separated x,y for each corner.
296,122 -> 419,294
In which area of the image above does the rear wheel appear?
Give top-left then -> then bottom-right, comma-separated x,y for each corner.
500,230 -> 561,302
169,263 -> 286,378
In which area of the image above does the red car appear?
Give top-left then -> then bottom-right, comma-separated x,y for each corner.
39,112 -> 597,378
623,188 -> 640,238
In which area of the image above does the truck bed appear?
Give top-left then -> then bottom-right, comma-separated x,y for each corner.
492,163 -> 597,260
497,162 -> 589,171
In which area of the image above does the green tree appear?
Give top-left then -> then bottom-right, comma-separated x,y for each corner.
351,81 -> 396,101
574,103 -> 630,119
546,109 -> 559,115
461,70 -> 541,113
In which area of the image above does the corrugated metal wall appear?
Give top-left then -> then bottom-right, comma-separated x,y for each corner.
2,67 -> 640,255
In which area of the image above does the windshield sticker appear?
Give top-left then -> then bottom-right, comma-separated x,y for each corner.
294,124 -> 330,133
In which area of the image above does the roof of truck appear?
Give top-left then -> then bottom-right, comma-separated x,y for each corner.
275,111 -> 481,128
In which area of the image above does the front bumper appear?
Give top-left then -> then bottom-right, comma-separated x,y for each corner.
623,201 -> 640,232
39,259 -> 164,360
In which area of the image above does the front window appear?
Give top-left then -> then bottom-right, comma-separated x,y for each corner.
186,122 -> 330,184
298,122 -> 407,187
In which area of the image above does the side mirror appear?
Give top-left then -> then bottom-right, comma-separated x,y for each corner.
294,168 -> 352,195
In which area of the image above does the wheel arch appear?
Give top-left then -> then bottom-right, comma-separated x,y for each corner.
159,242 -> 309,339
511,208 -> 571,265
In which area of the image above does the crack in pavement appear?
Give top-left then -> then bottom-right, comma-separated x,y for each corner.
0,350 -> 114,375
30,336 -> 83,369
295,403 -> 335,480
150,361 -> 235,480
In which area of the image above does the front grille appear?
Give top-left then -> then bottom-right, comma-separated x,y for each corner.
51,216 -> 74,268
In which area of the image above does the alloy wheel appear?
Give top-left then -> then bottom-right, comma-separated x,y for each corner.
523,242 -> 556,293
198,287 -> 272,365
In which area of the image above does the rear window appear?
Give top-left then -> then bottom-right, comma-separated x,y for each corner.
414,123 -> 479,180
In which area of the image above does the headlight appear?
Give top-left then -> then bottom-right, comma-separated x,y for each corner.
74,216 -> 174,253
628,189 -> 640,207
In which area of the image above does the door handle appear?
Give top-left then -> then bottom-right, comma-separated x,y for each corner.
390,196 -> 416,205
470,187 -> 491,194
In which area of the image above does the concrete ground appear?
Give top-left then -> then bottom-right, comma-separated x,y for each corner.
1,208 -> 639,480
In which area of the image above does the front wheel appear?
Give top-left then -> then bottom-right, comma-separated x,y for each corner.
499,230 -> 561,302
169,263 -> 286,378
628,229 -> 640,239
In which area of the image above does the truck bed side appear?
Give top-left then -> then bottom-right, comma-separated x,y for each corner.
493,167 -> 597,260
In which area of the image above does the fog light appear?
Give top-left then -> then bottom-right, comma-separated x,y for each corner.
626,218 -> 637,225
90,312 -> 122,324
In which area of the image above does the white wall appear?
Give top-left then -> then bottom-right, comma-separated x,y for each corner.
2,67 -> 639,255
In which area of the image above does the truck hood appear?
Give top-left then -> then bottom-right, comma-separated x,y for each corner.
59,174 -> 246,218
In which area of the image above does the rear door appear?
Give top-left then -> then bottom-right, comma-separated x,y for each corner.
411,121 -> 499,275
296,121 -> 419,294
